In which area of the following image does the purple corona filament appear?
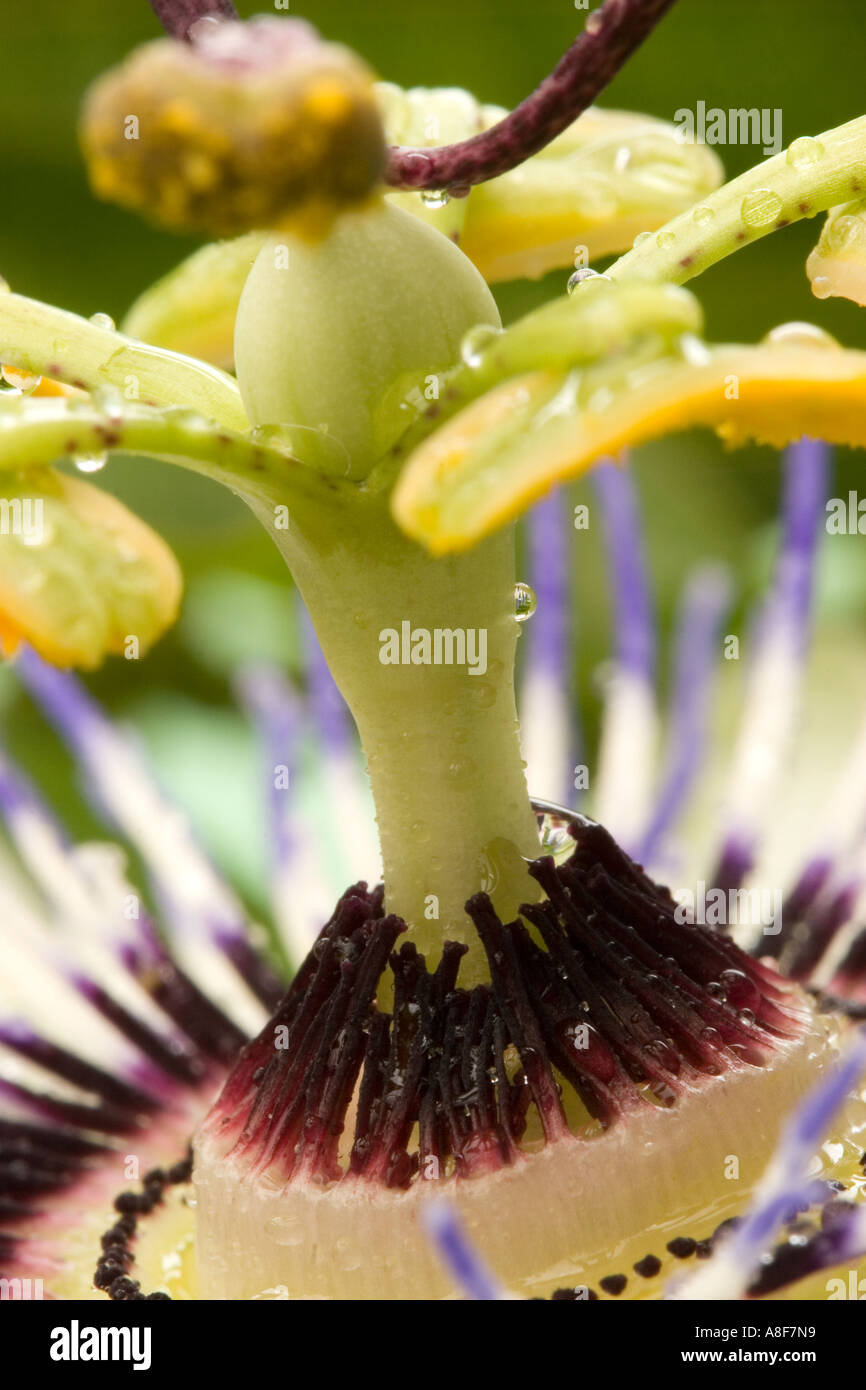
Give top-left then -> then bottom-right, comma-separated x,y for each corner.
14,646 -> 278,1013
636,565 -> 731,869
235,663 -> 336,965
521,490 -> 578,808
423,1201 -> 507,1300
301,609 -> 380,887
591,458 -> 656,849
712,439 -> 829,894
673,1028 -> 866,1299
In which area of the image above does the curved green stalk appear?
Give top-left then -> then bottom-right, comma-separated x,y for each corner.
609,115 -> 866,286
0,397 -> 349,519
0,292 -> 248,431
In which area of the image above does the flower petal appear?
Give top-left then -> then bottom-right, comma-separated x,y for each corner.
0,470 -> 181,669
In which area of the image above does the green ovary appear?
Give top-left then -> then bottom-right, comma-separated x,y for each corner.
234,198 -> 500,478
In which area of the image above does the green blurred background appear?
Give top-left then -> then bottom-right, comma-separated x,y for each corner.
0,0 -> 864,920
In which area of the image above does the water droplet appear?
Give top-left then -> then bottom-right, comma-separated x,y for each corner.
738,1008 -> 756,1026
89,311 -> 116,332
446,758 -> 475,783
567,267 -> 610,295
459,323 -> 501,367
74,451 -> 108,473
740,188 -> 783,229
265,1215 -> 304,1246
786,136 -> 825,170
763,321 -> 839,350
632,230 -> 653,249
811,275 -> 833,300
1,363 -> 41,394
692,205 -> 715,226
513,581 -> 537,621
655,230 -> 676,249
420,189 -> 450,209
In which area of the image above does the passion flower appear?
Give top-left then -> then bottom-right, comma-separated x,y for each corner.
2,0 -> 866,1304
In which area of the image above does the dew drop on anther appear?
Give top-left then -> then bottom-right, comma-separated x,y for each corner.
786,136 -> 825,170
740,188 -> 783,229
513,581 -> 537,622
420,189 -> 451,209
763,321 -> 839,350
89,311 -> 116,332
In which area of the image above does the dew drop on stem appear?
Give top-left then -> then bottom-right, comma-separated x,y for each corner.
567,267 -> 610,295
786,136 -> 825,170
740,188 -> 783,229
513,581 -> 537,622
459,323 -> 501,367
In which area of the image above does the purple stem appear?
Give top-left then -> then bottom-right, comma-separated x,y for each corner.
148,0 -> 237,40
593,460 -> 654,682
385,0 -> 677,193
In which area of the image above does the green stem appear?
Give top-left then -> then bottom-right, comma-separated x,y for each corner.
608,115 -> 866,287
260,493 -> 540,983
